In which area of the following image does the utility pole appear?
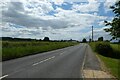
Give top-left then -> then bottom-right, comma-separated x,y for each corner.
92,26 -> 93,42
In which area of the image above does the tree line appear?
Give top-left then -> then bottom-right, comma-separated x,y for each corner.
1,37 -> 79,42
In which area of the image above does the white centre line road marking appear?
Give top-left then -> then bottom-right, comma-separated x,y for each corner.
60,53 -> 64,55
51,56 -> 55,58
0,75 -> 8,79
32,56 -> 55,66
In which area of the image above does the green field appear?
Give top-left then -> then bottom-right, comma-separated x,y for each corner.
2,41 -> 79,61
110,44 -> 120,56
89,42 -> 120,79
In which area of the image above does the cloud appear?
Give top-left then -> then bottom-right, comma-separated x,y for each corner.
2,2 -> 69,29
2,2 -> 106,30
83,27 -> 111,41
24,1 -> 54,15
1,1 -> 114,40
50,0 -> 64,5
104,0 -> 117,12
72,0 -> 100,13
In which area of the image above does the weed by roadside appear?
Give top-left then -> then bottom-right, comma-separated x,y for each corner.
2,41 -> 79,61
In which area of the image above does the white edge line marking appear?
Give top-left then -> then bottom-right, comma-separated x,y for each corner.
32,56 -> 55,66
0,75 -> 8,79
81,45 -> 87,78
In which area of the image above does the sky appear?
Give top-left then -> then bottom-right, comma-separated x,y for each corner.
0,0 -> 118,41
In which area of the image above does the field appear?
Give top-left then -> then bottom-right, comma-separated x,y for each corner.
110,44 -> 120,56
89,42 -> 120,79
2,41 -> 78,61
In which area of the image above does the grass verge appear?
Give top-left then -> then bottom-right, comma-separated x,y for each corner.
97,54 -> 119,78
2,41 -> 79,61
89,42 -> 120,79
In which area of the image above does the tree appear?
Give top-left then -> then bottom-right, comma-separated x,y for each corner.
98,37 -> 103,41
82,38 -> 87,43
104,1 -> 120,40
43,37 -> 50,41
89,38 -> 92,42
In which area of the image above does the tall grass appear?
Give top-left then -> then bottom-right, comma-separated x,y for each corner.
2,41 -> 78,61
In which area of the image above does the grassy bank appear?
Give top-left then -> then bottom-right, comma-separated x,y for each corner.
97,54 -> 119,78
89,42 -> 120,79
2,41 -> 79,61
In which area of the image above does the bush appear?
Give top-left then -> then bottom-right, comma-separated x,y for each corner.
95,42 -> 113,57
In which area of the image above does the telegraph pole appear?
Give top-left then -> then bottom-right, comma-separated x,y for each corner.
92,26 -> 93,42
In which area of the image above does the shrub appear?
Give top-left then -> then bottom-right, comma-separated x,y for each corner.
95,42 -> 113,57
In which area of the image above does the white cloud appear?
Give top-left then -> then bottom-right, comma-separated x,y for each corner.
50,0 -> 64,5
98,21 -> 105,26
23,1 -> 54,16
83,27 -> 111,41
1,0 -> 114,40
104,0 -> 117,12
72,0 -> 100,13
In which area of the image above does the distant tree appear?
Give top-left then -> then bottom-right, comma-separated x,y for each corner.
104,1 -> 120,40
89,38 -> 92,42
69,39 -> 73,42
39,39 -> 42,41
98,37 -> 103,41
43,37 -> 50,41
105,40 -> 110,42
82,38 -> 87,43
70,39 -> 72,41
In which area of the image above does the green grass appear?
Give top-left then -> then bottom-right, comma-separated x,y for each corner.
110,44 -> 120,55
2,41 -> 79,61
97,54 -> 119,78
89,42 -> 120,79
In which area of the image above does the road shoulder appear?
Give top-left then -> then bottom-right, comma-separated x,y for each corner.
82,44 -> 115,79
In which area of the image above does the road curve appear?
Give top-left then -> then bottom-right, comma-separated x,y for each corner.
2,43 -> 89,78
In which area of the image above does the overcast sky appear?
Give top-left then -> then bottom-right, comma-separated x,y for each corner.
0,0 -> 117,41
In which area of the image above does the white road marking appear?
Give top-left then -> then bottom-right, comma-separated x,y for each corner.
60,52 -> 66,55
0,75 -> 8,79
33,63 -> 39,66
51,56 -> 55,58
48,57 -> 52,59
43,59 -> 48,62
81,46 -> 87,78
60,53 -> 63,55
32,56 -> 55,66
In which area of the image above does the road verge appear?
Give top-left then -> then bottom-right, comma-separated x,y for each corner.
81,44 -> 115,78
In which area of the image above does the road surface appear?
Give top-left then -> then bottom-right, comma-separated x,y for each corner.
2,43 -> 101,78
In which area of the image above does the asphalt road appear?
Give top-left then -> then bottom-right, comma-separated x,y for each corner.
2,43 -> 100,78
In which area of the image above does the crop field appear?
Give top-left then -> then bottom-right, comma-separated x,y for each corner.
110,44 -> 120,55
2,41 -> 78,61
89,42 -> 120,79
